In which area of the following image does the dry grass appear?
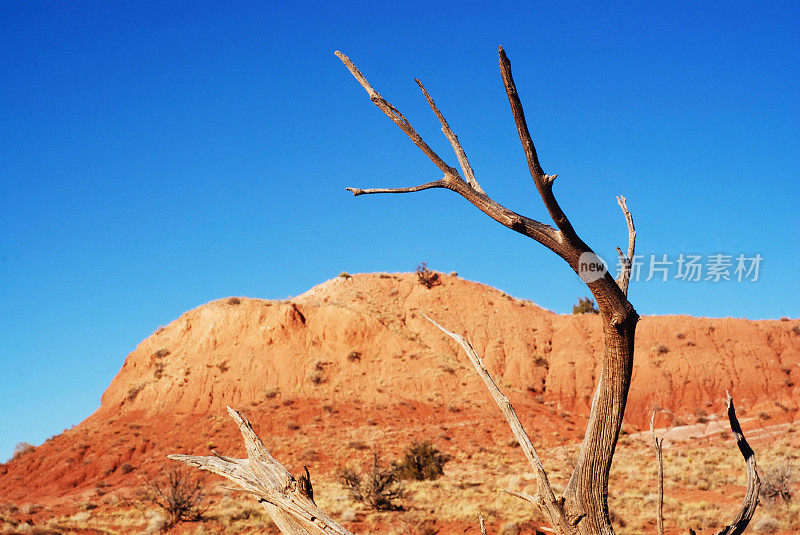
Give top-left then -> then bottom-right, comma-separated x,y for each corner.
3,423 -> 797,534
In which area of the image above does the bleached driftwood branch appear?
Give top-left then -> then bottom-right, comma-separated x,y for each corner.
423,313 -> 581,533
169,407 -> 354,535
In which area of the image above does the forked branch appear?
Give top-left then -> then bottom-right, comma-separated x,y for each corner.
334,51 -> 458,179
336,50 -> 567,258
415,78 -> 484,194
169,407 -> 353,535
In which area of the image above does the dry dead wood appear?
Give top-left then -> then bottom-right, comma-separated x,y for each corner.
169,407 -> 354,535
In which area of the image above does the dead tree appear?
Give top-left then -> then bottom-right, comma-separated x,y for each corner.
170,47 -> 760,535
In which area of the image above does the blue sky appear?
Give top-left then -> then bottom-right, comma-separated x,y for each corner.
1,1 -> 798,461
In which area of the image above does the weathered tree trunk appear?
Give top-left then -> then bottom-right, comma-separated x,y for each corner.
562,319 -> 636,533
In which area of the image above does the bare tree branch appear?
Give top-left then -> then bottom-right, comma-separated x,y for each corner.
615,196 -> 636,296
335,51 -> 459,179
479,512 -> 487,535
415,78 -> 484,194
650,412 -> 665,535
169,407 -> 353,535
345,178 -> 447,197
498,46 -> 582,248
713,393 -> 760,535
423,313 -> 580,533
336,51 -> 567,255
501,488 -> 540,507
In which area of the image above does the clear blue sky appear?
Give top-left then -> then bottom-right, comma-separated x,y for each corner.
1,1 -> 798,461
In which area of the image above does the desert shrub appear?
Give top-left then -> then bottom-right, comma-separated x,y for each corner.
650,344 -> 669,355
760,464 -> 793,504
153,361 -> 166,379
143,466 -> 207,527
309,363 -> 326,384
393,441 -> 450,481
339,272 -> 351,279
95,480 -> 111,496
216,361 -> 230,373
127,382 -> 146,401
309,371 -> 325,384
793,325 -> 800,335
11,442 -> 35,462
415,263 -> 440,289
265,387 -> 280,399
120,463 -> 134,474
572,297 -> 599,315
338,453 -> 404,510
153,348 -> 170,359
347,350 -> 361,362
227,297 -> 241,305
676,332 -> 686,340
753,515 -> 779,533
